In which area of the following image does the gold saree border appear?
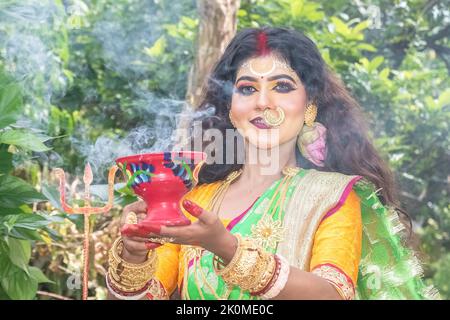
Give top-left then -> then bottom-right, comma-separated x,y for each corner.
277,169 -> 360,272
311,263 -> 355,300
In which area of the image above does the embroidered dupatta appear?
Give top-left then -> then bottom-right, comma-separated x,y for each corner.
180,169 -> 439,300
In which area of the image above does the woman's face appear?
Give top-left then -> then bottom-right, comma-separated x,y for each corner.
230,54 -> 308,149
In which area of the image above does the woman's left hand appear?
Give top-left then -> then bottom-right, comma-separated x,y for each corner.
148,199 -> 238,262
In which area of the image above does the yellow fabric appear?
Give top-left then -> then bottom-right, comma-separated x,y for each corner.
153,243 -> 180,296
309,190 -> 362,286
153,182 -> 221,296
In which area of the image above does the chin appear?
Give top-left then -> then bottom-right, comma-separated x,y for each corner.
246,138 -> 280,150
240,127 -> 282,148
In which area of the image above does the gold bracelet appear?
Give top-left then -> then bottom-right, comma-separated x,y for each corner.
108,236 -> 158,291
233,246 -> 272,291
213,236 -> 276,292
225,247 -> 260,290
108,272 -> 150,293
111,237 -> 157,269
250,253 -> 277,294
213,234 -> 243,276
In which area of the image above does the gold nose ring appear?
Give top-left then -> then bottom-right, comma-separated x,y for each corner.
263,107 -> 285,127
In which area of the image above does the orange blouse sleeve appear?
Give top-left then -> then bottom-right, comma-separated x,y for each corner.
309,189 -> 362,300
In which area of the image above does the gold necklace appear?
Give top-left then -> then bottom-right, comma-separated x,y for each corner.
209,166 -> 301,218
207,169 -> 243,215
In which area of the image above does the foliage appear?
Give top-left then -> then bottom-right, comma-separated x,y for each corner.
0,70 -> 60,300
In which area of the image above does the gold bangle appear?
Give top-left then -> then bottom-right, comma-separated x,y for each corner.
108,272 -> 149,293
213,234 -> 242,276
250,254 -> 277,294
214,236 -> 275,292
111,237 -> 157,269
230,246 -> 268,291
108,237 -> 158,290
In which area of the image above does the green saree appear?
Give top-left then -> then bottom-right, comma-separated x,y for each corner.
180,168 -> 440,300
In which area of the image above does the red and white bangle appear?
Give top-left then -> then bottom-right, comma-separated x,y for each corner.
311,264 -> 355,300
261,254 -> 290,299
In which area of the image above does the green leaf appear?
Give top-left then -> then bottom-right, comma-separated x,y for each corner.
116,183 -> 136,197
0,144 -> 12,174
0,129 -> 51,152
180,16 -> 198,29
352,20 -> 370,34
0,74 -> 23,129
143,36 -> 167,57
356,43 -> 377,52
8,214 -> 52,230
331,17 -> 351,36
0,243 -> 13,278
41,183 -> 63,211
368,56 -> 384,72
425,96 -> 437,109
237,9 -> 247,17
0,175 -> 47,210
7,238 -> 31,274
1,266 -> 38,300
29,266 -> 53,284
290,0 -> 304,18
436,88 -> 450,109
379,68 -> 390,80
8,227 -> 43,241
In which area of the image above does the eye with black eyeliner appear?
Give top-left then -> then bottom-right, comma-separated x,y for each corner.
273,81 -> 296,93
235,85 -> 257,96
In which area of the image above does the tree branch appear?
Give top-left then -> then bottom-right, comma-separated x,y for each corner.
36,291 -> 74,300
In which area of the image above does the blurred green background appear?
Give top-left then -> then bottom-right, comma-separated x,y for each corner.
0,0 -> 448,299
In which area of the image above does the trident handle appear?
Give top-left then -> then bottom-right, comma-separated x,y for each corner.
53,164 -> 119,300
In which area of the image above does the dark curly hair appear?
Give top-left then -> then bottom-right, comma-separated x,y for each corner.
192,26 -> 407,225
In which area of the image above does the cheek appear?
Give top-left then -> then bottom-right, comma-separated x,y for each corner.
231,94 -> 253,118
285,98 -> 306,123
282,97 -> 306,137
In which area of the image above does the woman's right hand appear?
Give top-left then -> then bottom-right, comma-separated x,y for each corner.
119,200 -> 161,264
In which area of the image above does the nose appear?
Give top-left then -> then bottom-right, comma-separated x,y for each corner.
256,87 -> 274,110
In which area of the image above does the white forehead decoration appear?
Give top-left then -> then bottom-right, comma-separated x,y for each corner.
239,55 -> 299,81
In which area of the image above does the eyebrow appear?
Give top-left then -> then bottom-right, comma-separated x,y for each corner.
235,74 -> 297,84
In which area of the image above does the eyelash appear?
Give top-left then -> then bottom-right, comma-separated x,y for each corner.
236,81 -> 296,95
274,81 -> 295,93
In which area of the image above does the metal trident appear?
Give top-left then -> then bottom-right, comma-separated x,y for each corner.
54,164 -> 119,300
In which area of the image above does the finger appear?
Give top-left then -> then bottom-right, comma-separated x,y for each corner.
123,238 -> 161,251
159,224 -> 190,239
182,199 -> 216,225
124,200 -> 147,214
121,224 -> 161,238
123,239 -> 149,252
139,221 -> 161,234
136,212 -> 147,222
127,236 -> 151,243
121,201 -> 147,226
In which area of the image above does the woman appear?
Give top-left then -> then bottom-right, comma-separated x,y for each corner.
106,27 -> 439,300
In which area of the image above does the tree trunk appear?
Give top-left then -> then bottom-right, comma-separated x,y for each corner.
174,0 -> 240,150
186,0 -> 241,108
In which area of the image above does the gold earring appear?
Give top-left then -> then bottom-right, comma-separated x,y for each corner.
304,102 -> 317,127
229,110 -> 236,127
